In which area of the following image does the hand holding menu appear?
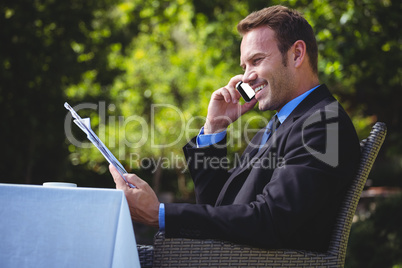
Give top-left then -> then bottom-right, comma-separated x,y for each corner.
64,102 -> 135,188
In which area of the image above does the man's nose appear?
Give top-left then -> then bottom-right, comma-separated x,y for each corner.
242,70 -> 257,84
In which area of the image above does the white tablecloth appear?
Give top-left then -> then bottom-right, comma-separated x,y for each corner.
0,183 -> 140,268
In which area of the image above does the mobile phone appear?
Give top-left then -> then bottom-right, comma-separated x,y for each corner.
236,81 -> 255,102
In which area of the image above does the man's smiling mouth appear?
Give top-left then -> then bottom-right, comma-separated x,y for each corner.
255,84 -> 267,93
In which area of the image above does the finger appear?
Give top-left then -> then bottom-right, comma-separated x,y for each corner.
218,87 -> 232,103
227,85 -> 242,104
228,74 -> 244,86
240,98 -> 258,115
227,75 -> 244,103
109,164 -> 128,189
124,174 -> 147,189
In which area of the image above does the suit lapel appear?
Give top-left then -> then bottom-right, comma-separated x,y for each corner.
215,128 -> 265,205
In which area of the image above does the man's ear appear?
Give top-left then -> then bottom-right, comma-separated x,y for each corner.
292,40 -> 306,68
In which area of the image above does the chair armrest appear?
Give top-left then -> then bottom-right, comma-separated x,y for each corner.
137,244 -> 154,268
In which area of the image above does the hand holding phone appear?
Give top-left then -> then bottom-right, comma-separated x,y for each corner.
236,81 -> 255,102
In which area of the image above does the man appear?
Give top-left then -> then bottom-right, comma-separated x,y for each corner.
110,5 -> 360,251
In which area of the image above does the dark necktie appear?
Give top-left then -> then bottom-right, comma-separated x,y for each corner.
243,115 -> 281,161
259,115 -> 280,149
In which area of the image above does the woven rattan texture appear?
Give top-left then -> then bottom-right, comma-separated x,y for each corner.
138,122 -> 386,268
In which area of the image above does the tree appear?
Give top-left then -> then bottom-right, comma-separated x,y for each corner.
0,0 -> 135,184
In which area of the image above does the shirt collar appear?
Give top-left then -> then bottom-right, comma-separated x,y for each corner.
276,85 -> 320,124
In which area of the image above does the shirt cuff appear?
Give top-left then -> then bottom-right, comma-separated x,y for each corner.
196,127 -> 227,148
159,203 -> 165,231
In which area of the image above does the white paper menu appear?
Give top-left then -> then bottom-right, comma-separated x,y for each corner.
64,102 -> 135,188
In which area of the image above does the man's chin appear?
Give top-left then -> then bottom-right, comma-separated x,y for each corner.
258,104 -> 264,111
257,100 -> 268,111
258,101 -> 278,112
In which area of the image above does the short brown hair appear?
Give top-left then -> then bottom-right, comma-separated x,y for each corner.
237,5 -> 318,74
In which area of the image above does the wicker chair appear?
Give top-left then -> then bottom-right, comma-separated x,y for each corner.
138,122 -> 387,267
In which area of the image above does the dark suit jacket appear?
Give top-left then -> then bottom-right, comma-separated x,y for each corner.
164,85 -> 360,251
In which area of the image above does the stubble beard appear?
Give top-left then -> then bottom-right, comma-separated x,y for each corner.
259,67 -> 294,112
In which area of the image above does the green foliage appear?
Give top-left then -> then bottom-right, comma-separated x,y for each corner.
346,194 -> 402,268
0,0 -> 131,183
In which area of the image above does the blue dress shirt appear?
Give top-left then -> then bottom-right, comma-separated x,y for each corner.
158,85 -> 320,231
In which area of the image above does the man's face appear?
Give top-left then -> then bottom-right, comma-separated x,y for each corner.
240,26 -> 296,111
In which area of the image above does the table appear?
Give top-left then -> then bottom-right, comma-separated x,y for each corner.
0,183 -> 140,268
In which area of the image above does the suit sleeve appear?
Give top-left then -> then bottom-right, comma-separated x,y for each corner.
182,136 -> 231,205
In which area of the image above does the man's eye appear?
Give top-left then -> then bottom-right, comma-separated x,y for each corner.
253,58 -> 262,65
